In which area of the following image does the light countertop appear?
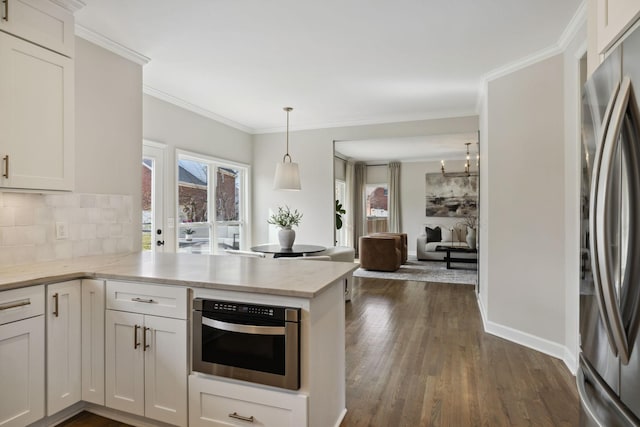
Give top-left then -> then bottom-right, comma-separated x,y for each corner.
0,252 -> 358,298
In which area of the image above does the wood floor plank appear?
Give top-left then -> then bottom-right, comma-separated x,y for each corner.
340,277 -> 579,427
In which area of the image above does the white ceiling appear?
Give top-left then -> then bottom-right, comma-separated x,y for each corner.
74,0 -> 583,134
336,133 -> 478,163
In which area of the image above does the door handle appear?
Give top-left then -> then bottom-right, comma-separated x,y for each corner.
52,293 -> 59,317
156,240 -> 165,246
2,155 -> 8,178
134,324 -> 140,349
202,316 -> 285,335
143,326 -> 150,351
595,76 -> 640,365
589,81 -> 620,357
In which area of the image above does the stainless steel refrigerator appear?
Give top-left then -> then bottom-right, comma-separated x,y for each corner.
579,25 -> 640,427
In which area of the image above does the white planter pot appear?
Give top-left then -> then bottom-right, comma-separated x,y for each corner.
466,228 -> 476,249
185,235 -> 192,241
278,228 -> 296,249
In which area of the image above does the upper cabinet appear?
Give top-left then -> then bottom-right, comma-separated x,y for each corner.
0,0 -> 74,57
0,0 -> 76,192
597,0 -> 640,53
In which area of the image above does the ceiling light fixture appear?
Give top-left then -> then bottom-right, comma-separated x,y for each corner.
273,107 -> 301,190
441,142 -> 478,177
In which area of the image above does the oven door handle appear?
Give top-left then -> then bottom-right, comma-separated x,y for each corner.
202,316 -> 286,336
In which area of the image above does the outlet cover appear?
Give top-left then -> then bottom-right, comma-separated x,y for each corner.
56,222 -> 69,239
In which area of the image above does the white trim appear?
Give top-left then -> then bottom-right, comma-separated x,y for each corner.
143,86 -> 254,134
74,24 -> 151,65
142,139 -> 167,149
333,408 -> 348,427
557,1 -> 588,51
50,0 -> 86,13
475,294 -> 576,375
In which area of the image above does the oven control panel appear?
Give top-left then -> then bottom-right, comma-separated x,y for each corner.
194,298 -> 299,322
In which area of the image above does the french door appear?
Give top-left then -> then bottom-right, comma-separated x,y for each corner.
142,142 -> 166,252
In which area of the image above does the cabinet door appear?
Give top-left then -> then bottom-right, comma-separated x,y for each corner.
597,0 -> 640,52
105,310 -> 145,417
0,316 -> 45,427
0,31 -> 74,191
81,279 -> 105,405
144,315 -> 188,427
0,0 -> 74,57
47,280 -> 81,416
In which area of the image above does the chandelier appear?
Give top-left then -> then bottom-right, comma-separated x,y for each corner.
441,142 -> 478,177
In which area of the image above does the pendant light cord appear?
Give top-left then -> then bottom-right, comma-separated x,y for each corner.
283,107 -> 293,163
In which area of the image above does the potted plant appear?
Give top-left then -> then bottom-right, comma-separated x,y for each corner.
335,200 -> 346,230
268,206 -> 303,249
184,228 -> 195,241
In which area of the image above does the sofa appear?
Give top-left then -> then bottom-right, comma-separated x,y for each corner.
417,224 -> 472,261
359,235 -> 402,272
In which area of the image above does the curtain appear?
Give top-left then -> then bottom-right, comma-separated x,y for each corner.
387,161 -> 401,232
353,162 -> 367,256
344,161 -> 355,248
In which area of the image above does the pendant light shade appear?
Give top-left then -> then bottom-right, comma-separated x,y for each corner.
274,107 -> 301,190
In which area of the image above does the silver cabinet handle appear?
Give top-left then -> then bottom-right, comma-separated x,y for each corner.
589,81 -> 620,357
52,293 -> 59,317
202,316 -> 285,336
229,412 -> 254,423
131,297 -> 155,304
0,298 -> 30,310
2,155 -> 8,178
2,0 -> 7,22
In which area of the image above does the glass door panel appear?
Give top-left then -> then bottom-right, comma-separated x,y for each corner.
142,143 -> 165,252
177,159 -> 211,254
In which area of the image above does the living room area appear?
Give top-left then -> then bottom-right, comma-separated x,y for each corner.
333,134 -> 480,286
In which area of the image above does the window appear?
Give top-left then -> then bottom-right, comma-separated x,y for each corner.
366,184 -> 388,233
177,151 -> 249,255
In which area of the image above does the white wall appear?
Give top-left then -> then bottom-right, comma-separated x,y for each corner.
252,116 -> 479,247
143,95 -> 253,251
484,53 -> 567,354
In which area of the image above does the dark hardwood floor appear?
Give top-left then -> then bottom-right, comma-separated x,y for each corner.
58,277 -> 579,427
340,277 -> 579,427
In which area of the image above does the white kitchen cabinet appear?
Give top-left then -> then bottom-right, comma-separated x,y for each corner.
189,374 -> 308,427
47,280 -> 81,416
0,30 -> 74,191
0,285 -> 45,427
0,0 -> 75,57
597,0 -> 640,53
105,281 -> 188,427
81,279 -> 105,405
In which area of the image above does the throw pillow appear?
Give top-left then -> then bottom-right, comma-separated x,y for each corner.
425,226 -> 441,243
440,227 -> 453,243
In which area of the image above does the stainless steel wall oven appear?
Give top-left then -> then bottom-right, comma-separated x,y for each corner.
192,298 -> 301,390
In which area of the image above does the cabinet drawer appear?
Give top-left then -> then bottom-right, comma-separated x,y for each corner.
106,281 -> 187,319
0,285 -> 44,325
189,374 -> 308,427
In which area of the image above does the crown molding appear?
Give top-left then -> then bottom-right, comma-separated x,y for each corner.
74,24 -> 151,65
50,0 -> 86,13
475,0 -> 587,111
143,86 -> 255,134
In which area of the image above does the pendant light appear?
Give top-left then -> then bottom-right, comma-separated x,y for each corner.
273,107 -> 301,190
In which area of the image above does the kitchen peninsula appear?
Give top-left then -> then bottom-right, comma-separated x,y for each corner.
0,252 -> 357,427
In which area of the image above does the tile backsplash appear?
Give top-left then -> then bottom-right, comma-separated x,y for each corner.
0,192 -> 133,267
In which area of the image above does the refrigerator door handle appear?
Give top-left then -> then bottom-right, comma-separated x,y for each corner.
578,354 -> 640,426
589,81 -> 621,357
596,76 -> 634,365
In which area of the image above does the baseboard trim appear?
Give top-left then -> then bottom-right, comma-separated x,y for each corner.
85,404 -> 178,427
334,408 -> 347,427
475,294 -> 577,375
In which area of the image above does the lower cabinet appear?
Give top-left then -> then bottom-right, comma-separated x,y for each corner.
105,305 -> 187,426
47,280 -> 82,415
81,279 -> 105,405
0,285 -> 45,427
189,374 -> 308,427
